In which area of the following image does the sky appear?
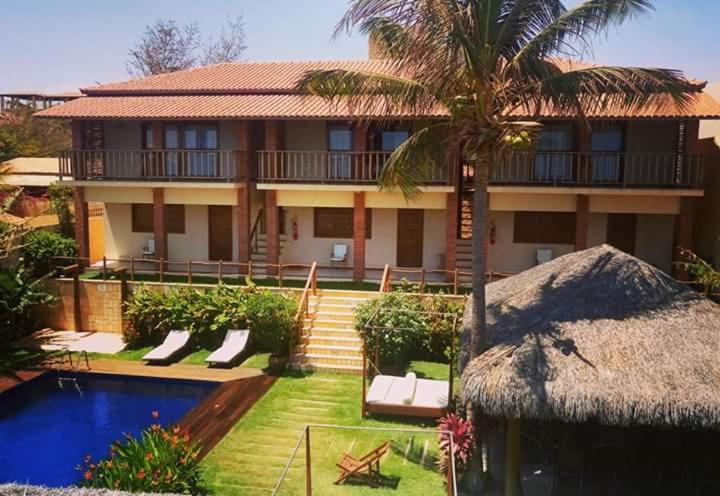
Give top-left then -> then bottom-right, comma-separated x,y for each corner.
1,0 -> 719,93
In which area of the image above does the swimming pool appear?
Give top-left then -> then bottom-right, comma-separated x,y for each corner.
0,372 -> 218,487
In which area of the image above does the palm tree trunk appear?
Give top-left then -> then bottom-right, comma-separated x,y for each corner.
470,149 -> 489,360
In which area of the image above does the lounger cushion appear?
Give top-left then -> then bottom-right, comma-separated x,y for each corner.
206,329 -> 250,364
366,375 -> 449,409
143,330 -> 190,361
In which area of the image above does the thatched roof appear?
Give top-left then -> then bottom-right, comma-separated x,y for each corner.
461,245 -> 720,430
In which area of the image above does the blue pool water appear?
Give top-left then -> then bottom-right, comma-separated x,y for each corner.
0,372 -> 218,487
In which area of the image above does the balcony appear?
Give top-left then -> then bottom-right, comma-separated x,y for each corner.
464,152 -> 704,189
257,150 -> 452,185
60,150 -> 245,182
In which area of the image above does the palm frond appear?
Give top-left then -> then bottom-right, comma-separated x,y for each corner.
511,0 -> 654,68
295,68 -> 437,116
377,124 -> 450,200
513,65 -> 704,116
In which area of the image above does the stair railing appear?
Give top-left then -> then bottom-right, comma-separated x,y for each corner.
249,208 -> 264,255
290,262 -> 318,359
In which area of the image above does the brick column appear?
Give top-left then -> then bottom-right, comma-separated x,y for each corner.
673,197 -> 696,281
73,186 -> 90,260
265,190 -> 279,275
353,192 -> 366,281
445,191 -> 458,278
575,194 -> 590,251
152,188 -> 167,260
236,121 -> 251,266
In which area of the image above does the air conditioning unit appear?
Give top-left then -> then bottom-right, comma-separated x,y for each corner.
536,248 -> 553,265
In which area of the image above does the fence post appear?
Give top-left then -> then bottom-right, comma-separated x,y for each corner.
305,426 -> 312,496
278,264 -> 284,288
118,268 -> 128,333
72,268 -> 82,332
453,269 -> 459,296
159,259 -> 164,283
102,256 -> 107,280
420,268 -> 426,294
187,259 -> 192,285
218,260 -> 223,284
130,257 -> 135,282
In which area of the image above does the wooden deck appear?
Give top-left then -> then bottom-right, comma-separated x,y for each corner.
73,358 -> 266,382
180,374 -> 278,458
0,370 -> 43,394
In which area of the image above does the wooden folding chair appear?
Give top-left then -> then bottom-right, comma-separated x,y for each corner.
335,441 -> 391,487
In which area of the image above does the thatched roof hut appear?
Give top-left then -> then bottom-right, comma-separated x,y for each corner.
461,245 -> 720,430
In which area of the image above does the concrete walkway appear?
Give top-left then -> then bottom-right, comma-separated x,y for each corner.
16,329 -> 126,354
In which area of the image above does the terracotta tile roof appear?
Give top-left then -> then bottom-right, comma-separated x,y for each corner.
34,94 -> 445,119
82,60 -> 393,95
34,59 -> 720,120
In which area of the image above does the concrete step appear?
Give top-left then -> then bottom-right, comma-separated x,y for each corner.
307,310 -> 354,322
290,353 -> 363,369
309,296 -> 370,306
302,327 -> 359,338
305,318 -> 356,329
315,289 -> 379,299
300,335 -> 362,347
299,344 -> 362,357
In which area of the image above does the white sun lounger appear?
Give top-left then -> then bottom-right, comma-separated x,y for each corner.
205,329 -> 250,366
142,330 -> 191,363
366,372 -> 449,418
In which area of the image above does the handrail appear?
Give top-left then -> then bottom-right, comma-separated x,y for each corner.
290,262 -> 318,358
379,264 -> 390,294
249,208 -> 264,255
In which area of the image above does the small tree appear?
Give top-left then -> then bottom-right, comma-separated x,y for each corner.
48,183 -> 74,238
201,16 -> 247,65
127,16 -> 247,77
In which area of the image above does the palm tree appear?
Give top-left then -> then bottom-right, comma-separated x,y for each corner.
297,0 -> 703,365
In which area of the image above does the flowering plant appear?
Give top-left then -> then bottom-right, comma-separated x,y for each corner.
78,411 -> 208,494
437,413 -> 474,475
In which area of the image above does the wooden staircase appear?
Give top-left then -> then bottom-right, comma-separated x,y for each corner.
290,289 -> 376,373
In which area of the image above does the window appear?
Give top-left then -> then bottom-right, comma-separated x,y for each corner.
132,204 -> 153,233
142,123 -> 155,149
381,130 -> 409,151
166,205 -> 185,234
314,208 -> 372,239
131,204 -> 185,234
534,123 -> 574,182
513,211 -> 575,245
328,125 -> 353,180
591,121 -> 624,182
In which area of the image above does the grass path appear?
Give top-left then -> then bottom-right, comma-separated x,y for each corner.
202,372 -> 447,496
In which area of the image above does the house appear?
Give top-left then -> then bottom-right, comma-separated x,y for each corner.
461,245 -> 720,495
35,52 -> 720,281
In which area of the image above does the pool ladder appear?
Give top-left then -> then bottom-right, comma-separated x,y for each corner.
56,349 -> 90,395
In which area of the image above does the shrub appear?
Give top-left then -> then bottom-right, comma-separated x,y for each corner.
48,184 -> 74,239
0,265 -> 56,343
20,229 -> 76,277
78,411 -> 208,494
354,290 -> 464,367
123,283 -> 297,355
437,413 -> 474,476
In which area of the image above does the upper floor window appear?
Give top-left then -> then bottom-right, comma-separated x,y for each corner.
534,123 -> 575,182
328,125 -> 353,180
381,130 -> 409,151
591,121 -> 624,182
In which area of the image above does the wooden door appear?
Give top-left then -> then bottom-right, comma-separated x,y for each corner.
606,214 -> 637,255
209,206 -> 233,261
397,209 -> 424,267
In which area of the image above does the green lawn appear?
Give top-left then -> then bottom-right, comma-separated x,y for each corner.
202,372 -> 447,496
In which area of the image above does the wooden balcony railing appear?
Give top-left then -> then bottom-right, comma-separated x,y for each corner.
59,150 -> 246,182
463,152 -> 704,189
257,150 -> 451,185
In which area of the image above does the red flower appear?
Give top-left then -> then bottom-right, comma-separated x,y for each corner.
137,469 -> 146,480
151,410 -> 159,419
84,470 -> 93,481
183,432 -> 190,443
151,424 -> 161,432
145,452 -> 153,461
172,425 -> 181,435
